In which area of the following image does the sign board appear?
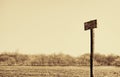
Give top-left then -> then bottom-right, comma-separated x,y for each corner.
84,20 -> 97,30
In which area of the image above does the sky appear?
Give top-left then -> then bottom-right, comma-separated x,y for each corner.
0,0 -> 120,56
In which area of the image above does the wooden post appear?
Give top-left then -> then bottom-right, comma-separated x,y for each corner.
90,29 -> 94,77
84,19 -> 97,77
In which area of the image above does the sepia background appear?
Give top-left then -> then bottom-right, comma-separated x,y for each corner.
0,0 -> 120,56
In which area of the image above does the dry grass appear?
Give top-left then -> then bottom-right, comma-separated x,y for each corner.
0,66 -> 120,77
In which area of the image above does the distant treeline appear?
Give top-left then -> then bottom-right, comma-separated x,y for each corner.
0,52 -> 120,66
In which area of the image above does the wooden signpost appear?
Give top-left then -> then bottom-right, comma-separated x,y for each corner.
84,19 -> 97,77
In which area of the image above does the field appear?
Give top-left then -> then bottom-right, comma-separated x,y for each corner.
0,66 -> 120,77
